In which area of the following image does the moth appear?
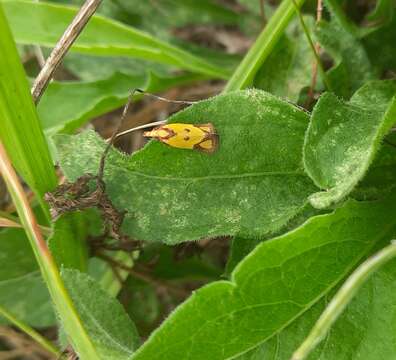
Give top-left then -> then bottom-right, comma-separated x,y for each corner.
143,123 -> 218,153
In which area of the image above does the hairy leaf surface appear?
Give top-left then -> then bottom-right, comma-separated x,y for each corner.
55,90 -> 316,243
62,269 -> 139,359
304,81 -> 396,208
235,256 -> 396,359
130,196 -> 396,360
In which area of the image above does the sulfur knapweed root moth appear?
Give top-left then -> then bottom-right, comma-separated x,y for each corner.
143,123 -> 218,153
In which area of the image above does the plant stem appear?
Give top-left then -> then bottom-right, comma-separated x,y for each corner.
0,305 -> 60,357
31,0 -> 102,103
291,0 -> 331,92
224,0 -> 306,92
0,140 -> 99,359
291,240 -> 396,360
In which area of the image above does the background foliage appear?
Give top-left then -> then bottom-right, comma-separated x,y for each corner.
0,0 -> 395,359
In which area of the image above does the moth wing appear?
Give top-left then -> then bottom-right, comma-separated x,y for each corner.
196,123 -> 216,135
193,133 -> 219,153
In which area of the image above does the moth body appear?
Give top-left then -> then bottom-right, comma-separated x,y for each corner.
143,123 -> 218,153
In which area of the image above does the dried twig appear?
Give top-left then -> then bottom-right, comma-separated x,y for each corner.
45,90 -> 141,252
308,0 -> 323,99
31,0 -> 102,103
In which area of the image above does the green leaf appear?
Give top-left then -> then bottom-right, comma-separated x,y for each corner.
0,228 -> 55,327
2,0 -> 229,78
316,0 -> 376,99
0,3 -> 57,206
48,213 -> 89,271
304,81 -> 396,209
352,143 -> 396,201
225,205 -> 323,275
62,269 -> 140,359
254,16 -> 316,102
235,256 -> 396,360
130,196 -> 396,360
55,89 -> 316,243
38,71 -> 205,135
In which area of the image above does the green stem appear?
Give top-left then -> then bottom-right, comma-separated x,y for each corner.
0,305 -> 60,356
0,141 -> 99,359
224,0 -> 306,92
291,240 -> 396,360
291,0 -> 331,91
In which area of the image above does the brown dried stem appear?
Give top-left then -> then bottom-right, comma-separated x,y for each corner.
31,0 -> 102,104
309,0 -> 323,99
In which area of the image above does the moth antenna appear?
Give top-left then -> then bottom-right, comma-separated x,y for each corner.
98,89 -> 137,181
111,120 -> 167,141
135,88 -> 196,105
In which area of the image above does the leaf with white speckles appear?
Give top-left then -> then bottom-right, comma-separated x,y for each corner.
130,196 -> 396,360
54,89 -> 317,244
304,80 -> 396,209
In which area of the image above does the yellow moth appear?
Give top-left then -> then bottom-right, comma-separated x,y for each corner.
143,123 -> 218,153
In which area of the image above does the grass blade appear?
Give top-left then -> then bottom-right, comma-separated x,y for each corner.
224,0 -> 306,92
292,240 -> 396,360
0,304 -> 60,357
0,140 -> 99,359
0,4 -> 56,216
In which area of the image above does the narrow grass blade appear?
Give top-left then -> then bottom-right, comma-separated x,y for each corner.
0,140 -> 99,359
224,0 -> 306,92
292,240 -> 396,360
0,4 -> 56,217
0,304 -> 60,356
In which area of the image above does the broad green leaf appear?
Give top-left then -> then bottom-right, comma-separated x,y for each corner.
55,89 -> 316,243
131,196 -> 396,360
316,0 -> 376,99
38,71 -> 205,135
62,269 -> 140,360
0,228 -> 54,327
0,3 -> 57,205
2,0 -> 230,78
304,81 -> 396,209
235,256 -> 396,359
225,205 -> 323,275
254,17 -> 316,102
48,213 -> 89,271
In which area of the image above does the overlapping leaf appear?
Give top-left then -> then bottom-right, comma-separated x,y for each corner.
235,256 -> 396,360
130,196 -> 396,360
304,80 -> 396,209
316,0 -> 376,99
55,89 -> 317,243
62,269 -> 140,360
